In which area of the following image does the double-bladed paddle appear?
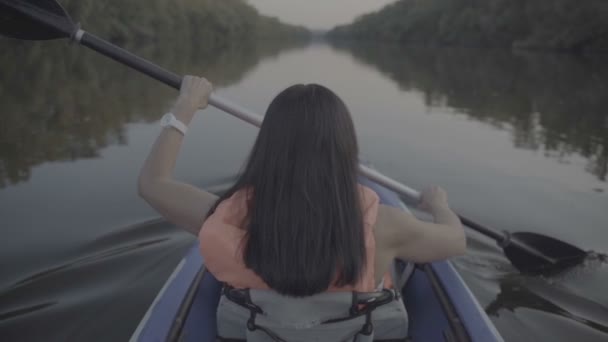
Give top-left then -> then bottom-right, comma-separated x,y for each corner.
0,0 -> 593,274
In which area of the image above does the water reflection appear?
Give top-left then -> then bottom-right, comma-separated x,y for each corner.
0,38 -> 308,187
329,42 -> 608,182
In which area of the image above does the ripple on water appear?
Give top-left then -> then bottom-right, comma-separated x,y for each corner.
0,220 -> 193,342
454,233 -> 608,341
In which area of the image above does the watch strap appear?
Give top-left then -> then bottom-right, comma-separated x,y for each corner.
161,113 -> 188,135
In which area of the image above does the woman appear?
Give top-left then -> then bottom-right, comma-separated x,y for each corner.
138,76 -> 466,298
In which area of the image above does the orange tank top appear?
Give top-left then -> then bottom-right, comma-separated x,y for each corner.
198,185 -> 385,292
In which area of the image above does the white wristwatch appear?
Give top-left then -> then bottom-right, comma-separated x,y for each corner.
160,113 -> 188,135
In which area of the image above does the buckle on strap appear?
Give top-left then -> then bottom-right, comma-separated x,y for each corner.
223,286 -> 288,342
322,288 -> 397,325
223,285 -> 263,314
352,289 -> 396,336
350,289 -> 396,315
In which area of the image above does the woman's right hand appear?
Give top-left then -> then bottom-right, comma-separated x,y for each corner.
419,185 -> 449,212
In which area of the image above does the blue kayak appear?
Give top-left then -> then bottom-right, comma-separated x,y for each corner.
130,180 -> 503,342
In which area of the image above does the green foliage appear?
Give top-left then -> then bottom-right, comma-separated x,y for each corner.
256,16 -> 310,40
328,0 -> 608,52
58,0 -> 309,47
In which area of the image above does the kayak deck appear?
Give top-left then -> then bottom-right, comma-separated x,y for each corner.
131,181 -> 503,342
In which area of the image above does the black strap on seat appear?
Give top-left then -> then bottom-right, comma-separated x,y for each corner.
223,286 -> 287,342
223,286 -> 263,315
321,289 -> 396,325
324,289 -> 396,336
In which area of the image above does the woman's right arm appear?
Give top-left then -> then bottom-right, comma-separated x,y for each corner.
138,76 -> 218,236
377,186 -> 466,263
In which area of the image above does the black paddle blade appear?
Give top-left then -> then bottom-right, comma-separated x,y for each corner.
0,0 -> 74,40
504,232 -> 588,275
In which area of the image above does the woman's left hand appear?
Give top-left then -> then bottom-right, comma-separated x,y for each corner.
172,75 -> 214,125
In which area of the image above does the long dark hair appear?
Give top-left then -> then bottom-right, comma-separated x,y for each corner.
207,84 -> 365,297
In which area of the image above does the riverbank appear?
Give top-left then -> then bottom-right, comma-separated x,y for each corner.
328,0 -> 608,53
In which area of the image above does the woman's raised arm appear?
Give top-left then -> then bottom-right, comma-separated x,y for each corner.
138,76 -> 218,235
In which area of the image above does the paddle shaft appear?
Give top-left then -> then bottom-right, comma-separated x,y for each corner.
75,29 -> 557,265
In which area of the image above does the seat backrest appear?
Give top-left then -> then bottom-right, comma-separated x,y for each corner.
217,287 -> 408,342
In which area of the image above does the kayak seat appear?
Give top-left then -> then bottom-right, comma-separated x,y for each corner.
216,261 -> 412,342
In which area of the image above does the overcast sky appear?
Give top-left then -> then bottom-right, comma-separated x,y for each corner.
246,0 -> 397,30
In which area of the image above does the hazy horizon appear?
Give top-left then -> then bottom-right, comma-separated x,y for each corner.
246,0 -> 397,30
